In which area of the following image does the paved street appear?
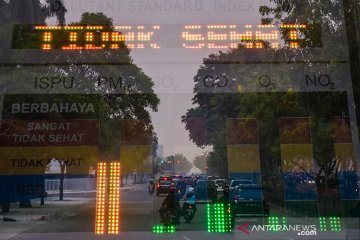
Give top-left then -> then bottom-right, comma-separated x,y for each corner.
3,184 -> 221,240
2,184 -> 355,240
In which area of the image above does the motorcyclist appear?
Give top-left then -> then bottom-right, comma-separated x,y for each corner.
183,187 -> 197,212
148,179 -> 155,193
176,178 -> 187,196
159,187 -> 180,224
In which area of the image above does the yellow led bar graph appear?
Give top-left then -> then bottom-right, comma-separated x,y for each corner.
108,162 -> 121,234
95,162 -> 107,235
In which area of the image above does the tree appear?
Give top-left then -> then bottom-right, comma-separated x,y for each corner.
193,152 -> 209,172
258,0 -> 359,205
165,154 -> 193,174
0,6 -> 160,207
43,0 -> 67,26
183,0 -> 354,200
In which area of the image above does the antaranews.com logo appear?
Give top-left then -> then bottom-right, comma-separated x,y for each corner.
238,223 -> 317,236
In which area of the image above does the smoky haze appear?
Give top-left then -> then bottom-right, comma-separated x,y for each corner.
45,0 -> 266,163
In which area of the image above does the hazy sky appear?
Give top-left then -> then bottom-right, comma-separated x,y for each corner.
46,0 -> 266,161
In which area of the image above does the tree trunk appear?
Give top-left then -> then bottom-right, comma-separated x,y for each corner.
59,163 -> 65,201
343,0 -> 360,138
40,196 -> 44,205
125,174 -> 128,184
120,174 -> 124,187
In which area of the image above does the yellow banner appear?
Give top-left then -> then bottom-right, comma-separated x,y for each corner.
334,143 -> 357,171
227,145 -> 260,172
120,145 -> 152,173
280,144 -> 314,172
0,146 -> 98,175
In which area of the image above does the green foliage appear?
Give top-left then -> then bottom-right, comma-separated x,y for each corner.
164,153 -> 193,173
193,152 -> 208,172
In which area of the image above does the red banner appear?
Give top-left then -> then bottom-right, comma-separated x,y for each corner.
279,117 -> 311,144
227,118 -> 258,145
0,119 -> 99,147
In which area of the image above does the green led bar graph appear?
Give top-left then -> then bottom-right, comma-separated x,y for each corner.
319,217 -> 342,231
152,224 -> 175,234
207,203 -> 232,232
267,216 -> 342,232
267,216 -> 287,231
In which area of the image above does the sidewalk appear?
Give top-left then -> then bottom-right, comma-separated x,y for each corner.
0,181 -> 144,240
0,197 -> 93,240
0,197 -> 94,223
1,182 -> 142,222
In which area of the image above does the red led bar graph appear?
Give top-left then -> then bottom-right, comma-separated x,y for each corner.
94,161 -> 121,235
108,162 -> 121,234
95,162 -> 107,234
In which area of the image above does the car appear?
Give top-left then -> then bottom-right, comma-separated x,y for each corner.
215,179 -> 228,192
207,175 -> 220,181
229,179 -> 254,190
229,179 -> 254,200
232,184 -> 269,217
194,180 -> 217,202
156,176 -> 172,196
172,175 -> 183,181
184,176 -> 194,186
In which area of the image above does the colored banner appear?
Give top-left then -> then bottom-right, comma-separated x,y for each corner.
0,119 -> 99,147
227,118 -> 260,175
0,146 -> 98,175
279,117 -> 317,201
227,118 -> 258,145
279,117 -> 311,144
121,120 -> 153,146
0,175 -> 45,203
331,117 -> 359,199
2,94 -> 100,119
228,145 -> 260,172
120,145 -> 152,174
280,144 -> 314,172
119,120 -> 153,173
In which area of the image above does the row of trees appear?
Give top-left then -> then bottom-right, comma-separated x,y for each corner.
182,0 -> 360,204
0,0 -> 160,211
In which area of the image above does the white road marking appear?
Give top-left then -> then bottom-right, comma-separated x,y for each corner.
182,236 -> 192,240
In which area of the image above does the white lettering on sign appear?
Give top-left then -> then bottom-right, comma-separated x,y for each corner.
11,103 -> 95,114
13,134 -> 46,143
12,134 -> 84,143
10,158 -> 82,167
48,134 -> 84,143
27,122 -> 72,131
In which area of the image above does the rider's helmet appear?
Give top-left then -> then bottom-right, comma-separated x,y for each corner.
149,179 -> 154,185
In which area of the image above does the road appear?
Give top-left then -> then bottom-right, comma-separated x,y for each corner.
7,184 -> 233,240
6,184 -> 350,240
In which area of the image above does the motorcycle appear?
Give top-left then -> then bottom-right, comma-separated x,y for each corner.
148,185 -> 154,195
163,209 -> 176,226
182,189 -> 197,223
182,202 -> 196,223
162,206 -> 181,226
